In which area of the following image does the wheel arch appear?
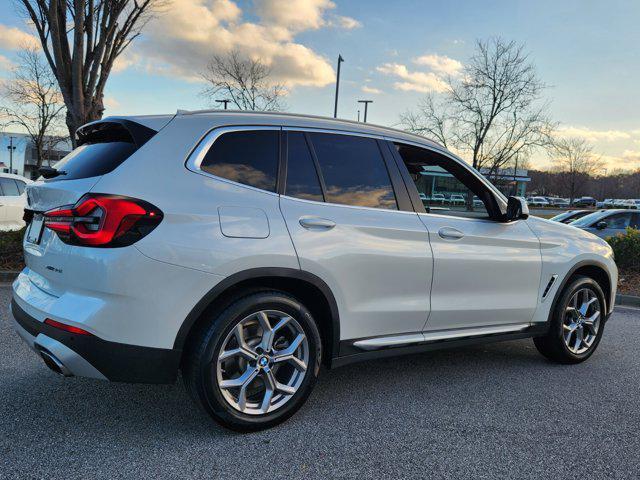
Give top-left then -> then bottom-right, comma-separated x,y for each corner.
175,268 -> 340,368
551,260 -> 613,317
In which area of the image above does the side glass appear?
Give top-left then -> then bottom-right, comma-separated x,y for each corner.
308,133 -> 398,210
394,143 -> 493,219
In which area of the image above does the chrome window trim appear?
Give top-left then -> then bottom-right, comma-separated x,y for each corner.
280,191 -> 417,215
185,125 -> 282,197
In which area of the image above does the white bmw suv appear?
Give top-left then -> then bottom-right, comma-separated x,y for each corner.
10,111 -> 617,431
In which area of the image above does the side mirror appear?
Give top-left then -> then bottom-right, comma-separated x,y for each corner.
505,196 -> 529,222
596,221 -> 608,230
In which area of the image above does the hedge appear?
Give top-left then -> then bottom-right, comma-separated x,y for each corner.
607,227 -> 640,271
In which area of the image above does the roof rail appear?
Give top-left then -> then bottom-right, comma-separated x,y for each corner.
174,108 -> 442,148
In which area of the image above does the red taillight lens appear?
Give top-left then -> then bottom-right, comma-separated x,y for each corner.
44,318 -> 93,336
44,194 -> 163,247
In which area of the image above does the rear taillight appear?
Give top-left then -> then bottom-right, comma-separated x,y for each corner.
44,193 -> 163,247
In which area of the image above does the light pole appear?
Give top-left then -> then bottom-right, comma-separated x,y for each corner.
357,100 -> 373,122
333,54 -> 344,118
7,136 -> 16,174
216,99 -> 231,110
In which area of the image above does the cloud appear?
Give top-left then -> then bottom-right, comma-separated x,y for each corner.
131,0 -> 338,88
413,54 -> 463,76
254,0 -> 334,32
622,150 -> 640,162
555,126 -> 633,142
0,24 -> 39,50
0,54 -> 15,72
104,97 -> 121,112
329,15 -> 362,29
361,85 -> 382,94
377,63 -> 449,93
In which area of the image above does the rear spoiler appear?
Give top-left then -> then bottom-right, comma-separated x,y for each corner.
76,119 -> 158,148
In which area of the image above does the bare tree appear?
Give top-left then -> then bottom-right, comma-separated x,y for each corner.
1,46 -> 66,172
400,38 -> 554,174
17,0 -> 164,145
201,51 -> 286,111
551,137 -> 604,204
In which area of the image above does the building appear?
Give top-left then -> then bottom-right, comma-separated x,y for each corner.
0,132 -> 71,180
418,165 -> 530,198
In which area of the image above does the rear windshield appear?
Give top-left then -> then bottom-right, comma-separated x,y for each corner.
47,121 -> 155,181
50,142 -> 138,181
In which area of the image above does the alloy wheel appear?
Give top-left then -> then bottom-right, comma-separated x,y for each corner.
216,310 -> 309,415
563,288 -> 601,355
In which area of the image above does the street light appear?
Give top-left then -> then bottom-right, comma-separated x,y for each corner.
216,99 -> 231,110
333,54 -> 344,118
7,136 -> 16,174
357,100 -> 373,122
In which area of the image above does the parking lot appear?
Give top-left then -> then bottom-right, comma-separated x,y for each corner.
1,285 -> 640,479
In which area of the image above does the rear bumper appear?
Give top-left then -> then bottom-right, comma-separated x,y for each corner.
11,298 -> 180,384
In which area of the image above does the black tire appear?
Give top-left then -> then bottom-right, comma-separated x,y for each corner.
183,290 -> 322,432
533,275 -> 606,364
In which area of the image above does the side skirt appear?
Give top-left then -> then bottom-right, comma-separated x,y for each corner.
330,323 -> 549,369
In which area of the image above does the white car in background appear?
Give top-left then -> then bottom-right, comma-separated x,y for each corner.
0,173 -> 32,231
449,194 -> 465,205
527,196 -> 550,207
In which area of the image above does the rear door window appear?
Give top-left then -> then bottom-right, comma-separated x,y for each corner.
201,130 -> 279,192
307,133 -> 397,210
0,178 -> 20,196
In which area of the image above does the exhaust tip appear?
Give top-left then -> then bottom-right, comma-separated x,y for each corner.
38,348 -> 73,377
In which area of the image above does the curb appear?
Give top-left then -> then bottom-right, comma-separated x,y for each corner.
0,271 -> 19,283
617,294 -> 640,308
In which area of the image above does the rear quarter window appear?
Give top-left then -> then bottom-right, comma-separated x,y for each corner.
199,130 -> 280,192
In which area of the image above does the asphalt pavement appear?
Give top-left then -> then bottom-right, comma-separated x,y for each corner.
1,285 -> 639,479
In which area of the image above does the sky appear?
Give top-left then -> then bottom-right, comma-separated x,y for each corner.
0,0 -> 639,171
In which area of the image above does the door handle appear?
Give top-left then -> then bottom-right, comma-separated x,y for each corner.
438,226 -> 464,240
299,217 -> 336,230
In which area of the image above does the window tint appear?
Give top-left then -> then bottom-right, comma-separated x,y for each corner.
52,142 -> 138,181
394,142 -> 496,219
15,180 -> 25,194
285,132 -> 323,202
308,133 -> 397,210
0,178 -> 20,196
631,213 -> 640,229
201,130 -> 279,192
606,213 -> 632,229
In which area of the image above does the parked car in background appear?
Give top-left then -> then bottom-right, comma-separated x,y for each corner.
431,193 -> 446,204
602,199 -> 615,208
548,197 -> 570,207
570,209 -> 640,239
573,196 -> 597,207
10,112 -> 618,432
527,196 -> 550,207
621,199 -> 640,209
612,199 -> 627,208
549,210 -> 594,224
449,194 -> 465,205
0,173 -> 32,231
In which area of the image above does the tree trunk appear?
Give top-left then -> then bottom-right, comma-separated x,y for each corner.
66,97 -> 104,147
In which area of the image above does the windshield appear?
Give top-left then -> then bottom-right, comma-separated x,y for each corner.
570,211 -> 607,227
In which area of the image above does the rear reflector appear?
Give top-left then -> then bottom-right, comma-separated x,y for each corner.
44,318 -> 93,336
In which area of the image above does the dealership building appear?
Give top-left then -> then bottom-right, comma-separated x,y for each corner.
418,165 -> 530,198
0,132 -> 71,180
